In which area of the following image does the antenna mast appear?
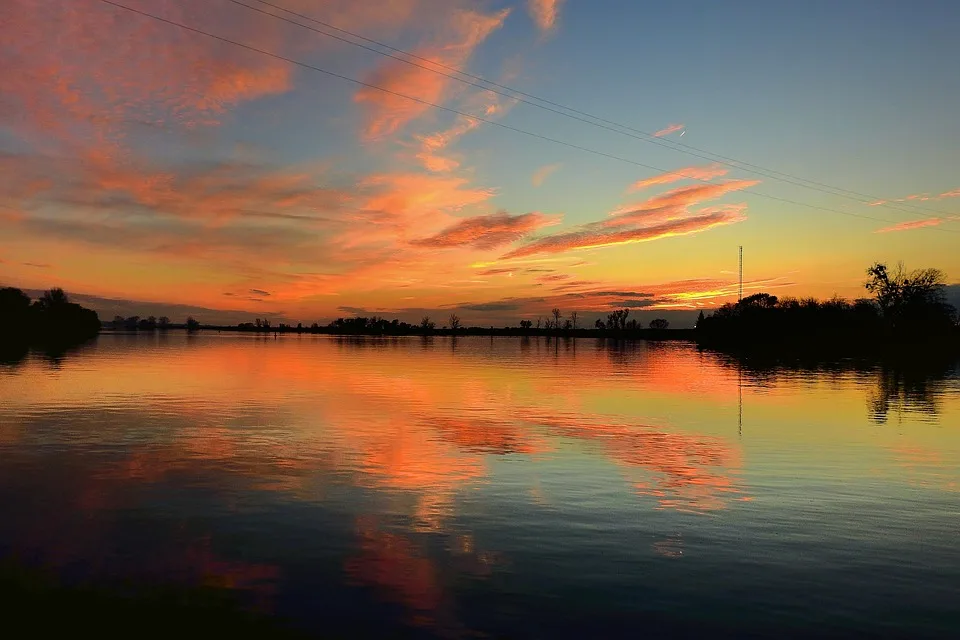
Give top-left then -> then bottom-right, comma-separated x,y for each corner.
738,246 -> 743,302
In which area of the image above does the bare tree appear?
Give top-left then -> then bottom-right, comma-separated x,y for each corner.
551,308 -> 562,330
519,319 -> 532,330
570,311 -> 579,330
536,317 -> 542,330
420,316 -> 435,331
449,314 -> 461,332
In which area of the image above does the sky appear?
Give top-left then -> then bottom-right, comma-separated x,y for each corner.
1,0 -> 959,327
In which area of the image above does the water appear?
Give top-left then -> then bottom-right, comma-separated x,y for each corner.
1,333 -> 958,637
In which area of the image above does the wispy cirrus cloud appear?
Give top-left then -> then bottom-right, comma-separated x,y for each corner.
629,164 -> 727,192
501,176 -> 757,259
869,187 -> 960,206
411,211 -> 558,250
874,217 -> 959,233
531,163 -> 562,187
502,208 -> 747,259
354,8 -> 511,140
653,123 -> 685,137
527,0 -> 563,34
415,90 -> 511,173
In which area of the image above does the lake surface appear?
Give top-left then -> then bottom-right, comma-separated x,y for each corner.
1,333 -> 958,637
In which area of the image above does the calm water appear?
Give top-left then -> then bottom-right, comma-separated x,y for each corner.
1,334 -> 958,637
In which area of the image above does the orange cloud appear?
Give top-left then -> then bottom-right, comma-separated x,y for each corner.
654,123 -> 685,137
874,218 -> 945,233
411,211 -> 558,250
502,207 -> 747,259
609,180 -> 758,226
415,90 -> 509,172
354,8 -> 511,139
527,0 -> 563,33
1,0 -> 293,147
500,176 -> 757,259
531,163 -> 562,187
628,164 -> 727,192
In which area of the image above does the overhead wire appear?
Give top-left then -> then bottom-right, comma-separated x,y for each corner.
234,0 -> 958,222
93,0 -> 960,234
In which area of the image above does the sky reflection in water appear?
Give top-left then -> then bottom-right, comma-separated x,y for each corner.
0,334 -> 958,637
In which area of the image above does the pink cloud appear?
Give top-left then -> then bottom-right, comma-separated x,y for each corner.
355,8 -> 511,139
653,123 -> 685,137
531,163 -> 562,187
411,211 -> 557,250
868,187 -> 960,206
502,208 -> 747,259
629,164 -> 727,192
874,218 -> 944,233
527,0 -> 563,33
415,90 -> 509,172
609,180 -> 759,226
500,178 -> 757,260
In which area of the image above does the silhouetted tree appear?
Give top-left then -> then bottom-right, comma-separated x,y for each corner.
696,310 -> 705,328
519,320 -> 532,330
649,318 -> 670,330
865,262 -> 953,331
595,318 -> 605,330
420,316 -> 435,332
36,287 -> 69,310
158,316 -> 170,330
536,317 -> 542,330
186,316 -> 200,332
3,287 -> 99,344
551,308 -> 562,331
570,311 -> 579,330
448,314 -> 461,332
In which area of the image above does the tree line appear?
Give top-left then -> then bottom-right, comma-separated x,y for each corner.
0,287 -> 100,345
696,262 -> 958,351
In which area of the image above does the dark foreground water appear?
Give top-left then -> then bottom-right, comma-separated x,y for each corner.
1,334 -> 958,638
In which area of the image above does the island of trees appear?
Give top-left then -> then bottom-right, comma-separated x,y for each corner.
0,287 -> 100,348
696,262 -> 958,355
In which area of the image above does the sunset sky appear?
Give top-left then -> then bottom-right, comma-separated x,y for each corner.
2,0 -> 958,326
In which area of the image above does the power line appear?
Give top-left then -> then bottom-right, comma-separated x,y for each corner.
93,0 -> 959,234
232,0 -> 957,222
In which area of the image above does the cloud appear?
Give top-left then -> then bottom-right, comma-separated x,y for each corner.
503,209 -> 747,259
458,301 -> 521,312
629,164 -> 727,192
355,8 -> 511,139
415,90 -> 511,172
613,299 -> 659,309
501,176 -> 757,259
527,0 -> 563,34
531,163 -> 561,187
609,181 -> 758,226
536,273 -> 572,283
410,211 -> 558,250
869,188 -> 960,206
249,289 -> 271,297
874,218 -> 945,233
476,268 -> 514,276
653,123 -> 685,137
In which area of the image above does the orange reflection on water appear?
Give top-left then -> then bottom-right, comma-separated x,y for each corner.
523,411 -> 744,512
344,517 -> 500,632
0,335 -> 752,520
